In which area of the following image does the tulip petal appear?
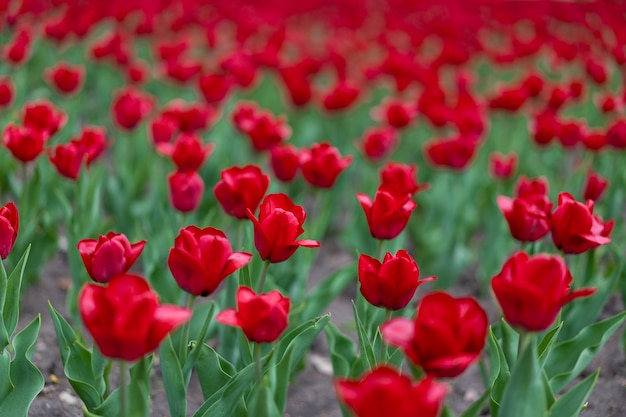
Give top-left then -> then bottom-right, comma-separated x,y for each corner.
381,318 -> 414,350
222,252 -> 253,278
216,308 -> 239,327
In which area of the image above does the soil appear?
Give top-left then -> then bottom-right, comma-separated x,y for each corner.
19,241 -> 626,417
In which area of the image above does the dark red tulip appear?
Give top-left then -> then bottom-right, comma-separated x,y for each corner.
23,100 -> 67,136
3,29 -> 31,65
382,291 -> 488,378
270,145 -> 300,182
606,119 -> 626,149
424,135 -> 479,170
531,111 -> 560,147
168,226 -> 252,297
111,87 -> 154,130
0,202 -> 19,260
80,274 -> 191,361
157,133 -> 214,172
582,131 -> 607,152
216,286 -> 290,343
300,142 -> 352,188
488,87 -> 528,111
48,142 -> 85,180
168,170 -> 204,213
492,252 -> 596,332
77,232 -> 146,283
2,124 -> 48,163
371,99 -> 416,129
359,127 -> 398,162
71,126 -> 106,166
44,62 -> 84,95
489,152 -> 517,180
0,77 -> 14,108
161,100 -> 217,133
246,193 -> 320,263
379,162 -> 429,196
150,115 -> 178,145
521,73 -> 544,97
582,171 -> 609,202
214,165 -> 270,219
198,73 -> 234,104
322,80 -> 360,112
498,176 -> 552,242
358,250 -> 435,310
556,120 -> 584,149
357,185 -> 416,240
336,366 -> 448,417
278,64 -> 313,107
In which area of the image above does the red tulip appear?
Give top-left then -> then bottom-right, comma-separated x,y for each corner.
357,185 -> 416,240
3,29 -> 31,65
382,291 -> 488,378
379,162 -> 429,196
488,87 -> 528,111
232,104 -> 291,152
583,171 -> 608,202
246,193 -> 320,263
77,232 -> 146,283
585,57 -> 607,85
370,99 -> 416,129
2,124 -> 48,163
489,152 -> 517,180
0,202 -> 19,260
521,73 -> 544,97
71,126 -> 107,166
358,250 -> 435,310
198,73 -> 234,104
606,119 -> 626,149
44,62 -> 84,95
551,192 -> 612,254
359,127 -> 398,162
531,111 -> 560,147
48,142 -> 85,180
582,131 -> 607,152
322,80 -> 360,111
168,170 -> 204,213
491,252 -> 596,332
214,165 -> 270,220
335,366 -> 448,417
157,133 -> 214,172
79,274 -> 191,361
300,142 -> 352,188
0,77 -> 14,108
278,65 -> 312,107
23,100 -> 67,136
150,115 -> 178,145
216,286 -> 290,343
269,145 -> 300,182
424,135 -> 479,170
168,226 -> 252,297
556,120 -> 584,149
161,100 -> 217,133
497,195 -> 552,243
111,86 -> 154,130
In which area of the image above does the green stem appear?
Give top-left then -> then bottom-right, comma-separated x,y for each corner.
254,343 -> 262,384
179,294 -> 196,364
182,302 -> 215,381
236,220 -> 245,251
119,361 -> 128,417
378,309 -> 392,363
582,249 -> 596,286
376,239 -> 385,260
257,260 -> 271,293
517,331 -> 531,361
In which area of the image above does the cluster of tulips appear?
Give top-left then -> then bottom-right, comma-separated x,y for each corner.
1,0 -> 626,416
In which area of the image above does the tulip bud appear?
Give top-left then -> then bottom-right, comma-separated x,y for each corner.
0,202 -> 19,260
168,170 -> 204,213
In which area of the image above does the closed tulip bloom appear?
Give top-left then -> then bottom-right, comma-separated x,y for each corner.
246,193 -> 320,263
371,99 -> 416,129
23,100 -> 67,136
168,226 -> 252,296
357,185 -> 416,240
359,251 -> 435,310
380,162 -> 429,196
424,135 -> 479,170
150,115 -> 178,145
335,366 -> 448,417
489,152 -> 517,180
246,113 -> 291,152
80,274 -> 192,361
0,77 -> 14,108
531,111 -> 560,146
71,126 -> 106,166
157,133 -> 214,172
491,252 -> 596,332
3,29 -> 31,65
359,127 -> 398,162
216,286 -> 290,343
48,142 -> 85,180
300,142 -> 352,188
168,170 -> 204,213
214,165 -> 270,219
551,192 -> 612,254
44,62 -> 84,95
161,101 -> 217,133
198,72 -> 234,104
497,195 -> 552,242
322,80 -> 360,111
3,124 -> 48,163
77,232 -> 146,283
0,202 -> 19,260
583,171 -> 608,202
111,86 -> 154,130
270,145 -> 300,182
606,119 -> 626,149
382,291 -> 488,378
279,65 -> 312,107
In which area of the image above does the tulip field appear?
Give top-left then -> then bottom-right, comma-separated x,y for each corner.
2,1 -> 626,416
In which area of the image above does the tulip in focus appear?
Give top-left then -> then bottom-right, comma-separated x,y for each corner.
216,286 -> 290,343
214,165 -> 270,219
0,202 -> 19,260
79,274 -> 192,361
357,185 -> 416,240
77,232 -> 146,283
491,252 -> 596,332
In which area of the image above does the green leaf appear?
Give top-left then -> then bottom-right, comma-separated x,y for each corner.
299,263 -> 355,320
545,311 -> 626,393
487,327 -> 510,416
498,337 -> 547,417
548,370 -> 599,417
247,377 -> 281,417
351,301 -> 376,370
0,316 -> 44,417
324,322 -> 357,378
48,303 -> 104,410
0,260 -> 9,351
0,349 -> 13,403
160,337 -> 186,417
2,245 -> 30,341
538,323 -> 563,367
498,318 -> 519,368
128,356 -> 152,417
194,343 -> 236,400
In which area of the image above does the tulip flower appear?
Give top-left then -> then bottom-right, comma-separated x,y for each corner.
269,145 -> 300,182
489,152 -> 517,180
44,62 -> 84,95
550,192 -> 612,254
216,286 -> 290,343
359,126 -> 398,162
0,202 -> 19,260
357,185 -> 416,240
246,193 -> 320,263
379,162 -> 429,196
335,366 -> 448,417
23,100 -> 67,136
382,291 -> 488,378
161,100 -> 217,133
198,72 -> 234,104
156,133 -> 214,172
358,250 -> 435,310
71,126 -> 107,166
370,99 -> 416,129
300,142 -> 352,188
111,86 -> 154,130
583,171 -> 608,202
168,170 -> 205,213
322,80 -> 360,111
423,135 -> 479,170
77,232 -> 146,283
239,111 -> 291,152
531,111 -> 560,146
0,77 -> 14,108
278,64 -> 313,107
168,226 -> 252,297
48,142 -> 85,180
3,29 -> 31,65
150,115 -> 178,145
79,274 -> 192,361
491,252 -> 596,332
606,119 -> 626,149
3,124 -> 48,163
214,165 -> 270,219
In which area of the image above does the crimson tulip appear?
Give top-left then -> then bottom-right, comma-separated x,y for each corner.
357,185 -> 416,240
322,80 -> 360,111
423,135 -> 479,170
269,145 -> 300,182
168,226 -> 252,296
335,366 -> 448,417
491,252 -> 596,332
44,62 -> 84,95
71,126 -> 106,166
606,119 -> 626,148
214,165 -> 270,219
300,142 -> 352,188
216,286 -> 290,343
79,274 -> 192,361
583,171 -> 608,202
2,124 -> 48,163
359,127 -> 398,162
161,100 -> 217,133
370,99 -> 416,129
489,152 -> 517,180
111,86 -> 154,130
550,192 -> 612,254
198,72 -> 234,104
48,142 -> 85,180
0,202 -> 19,260
246,193 -> 320,263
0,77 -> 14,108
382,291 -> 488,378
23,100 -> 67,136
150,115 -> 178,145
157,133 -> 214,172
168,170 -> 204,213
379,162 -> 429,196
358,250 -> 435,310
77,232 -> 146,283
